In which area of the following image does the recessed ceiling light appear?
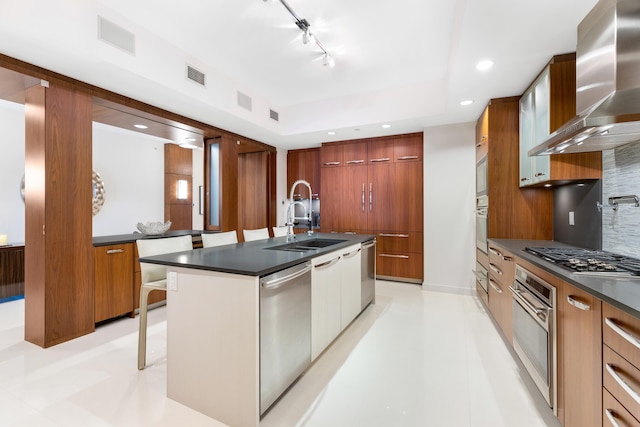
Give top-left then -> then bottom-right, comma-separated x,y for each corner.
544,184 -> 552,188
382,124 -> 391,129
328,131 -> 336,135
185,137 -> 197,142
134,124 -> 148,129
460,100 -> 473,106
476,59 -> 494,71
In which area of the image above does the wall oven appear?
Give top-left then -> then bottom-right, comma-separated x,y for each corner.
510,265 -> 557,414
476,195 -> 488,254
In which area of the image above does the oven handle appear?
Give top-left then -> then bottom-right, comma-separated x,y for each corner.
605,363 -> 640,406
510,285 -> 550,325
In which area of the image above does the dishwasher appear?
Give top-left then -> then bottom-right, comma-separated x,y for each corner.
260,261 -> 312,415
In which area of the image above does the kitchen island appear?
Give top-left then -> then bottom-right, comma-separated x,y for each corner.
139,232 -> 375,427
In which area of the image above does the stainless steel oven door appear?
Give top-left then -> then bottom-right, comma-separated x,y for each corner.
476,156 -> 488,196
510,283 -> 553,408
476,196 -> 488,254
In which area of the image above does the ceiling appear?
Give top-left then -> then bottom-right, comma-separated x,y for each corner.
0,0 -> 599,149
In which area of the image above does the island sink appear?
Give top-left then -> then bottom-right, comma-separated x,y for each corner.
265,238 -> 347,252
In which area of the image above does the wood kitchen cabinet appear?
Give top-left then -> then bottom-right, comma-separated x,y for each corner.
519,53 -> 601,187
320,133 -> 424,282
94,243 -> 134,323
558,281 -> 602,427
602,303 -> 640,426
487,245 -> 515,342
287,148 -> 320,198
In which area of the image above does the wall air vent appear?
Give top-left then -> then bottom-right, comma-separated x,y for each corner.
237,91 -> 252,111
270,109 -> 279,122
97,16 -> 136,55
186,65 -> 206,86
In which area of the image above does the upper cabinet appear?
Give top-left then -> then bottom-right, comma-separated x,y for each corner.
519,54 -> 601,187
287,148 -> 320,198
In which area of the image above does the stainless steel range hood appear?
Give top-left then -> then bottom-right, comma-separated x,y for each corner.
529,0 -> 640,156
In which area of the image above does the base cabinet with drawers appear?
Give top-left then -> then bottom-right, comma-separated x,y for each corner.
602,303 -> 640,427
94,243 -> 134,323
487,245 -> 515,342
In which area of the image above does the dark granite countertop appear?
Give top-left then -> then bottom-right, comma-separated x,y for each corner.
489,238 -> 640,319
139,233 -> 375,277
93,230 -> 204,246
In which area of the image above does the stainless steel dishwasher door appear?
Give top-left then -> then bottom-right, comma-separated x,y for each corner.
260,262 -> 312,415
361,239 -> 376,309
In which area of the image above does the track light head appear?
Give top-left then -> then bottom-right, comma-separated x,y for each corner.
323,53 -> 335,67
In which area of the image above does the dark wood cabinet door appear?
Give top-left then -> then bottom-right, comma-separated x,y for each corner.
341,165 -> 369,232
368,139 -> 393,164
320,167 -> 342,232
558,283 -> 602,427
320,144 -> 343,167
391,162 -> 423,232
394,134 -> 423,162
94,244 -> 134,323
343,142 -> 368,166
305,149 -> 321,197
287,148 -> 320,197
367,163 -> 395,231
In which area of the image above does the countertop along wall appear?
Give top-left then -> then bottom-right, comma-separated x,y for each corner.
423,122 -> 476,294
602,143 -> 640,257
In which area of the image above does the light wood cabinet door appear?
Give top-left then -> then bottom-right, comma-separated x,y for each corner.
94,244 -> 134,323
558,282 -> 602,427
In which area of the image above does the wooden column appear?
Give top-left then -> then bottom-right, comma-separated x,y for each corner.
164,144 -> 193,230
24,81 -> 94,348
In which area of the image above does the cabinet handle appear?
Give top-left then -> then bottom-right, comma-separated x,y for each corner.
369,183 -> 373,212
520,177 -> 530,182
605,409 -> 622,427
567,295 -> 590,311
502,256 -> 512,261
489,263 -> 502,275
488,247 -> 502,257
106,249 -> 124,254
489,279 -> 502,293
323,161 -> 341,166
475,142 -> 482,148
535,172 -> 546,177
315,257 -> 340,269
379,253 -> 409,259
397,155 -> 419,160
370,157 -> 390,163
379,233 -> 409,238
605,317 -> 640,351
346,159 -> 365,164
605,363 -> 640,406
361,184 -> 365,213
343,248 -> 361,258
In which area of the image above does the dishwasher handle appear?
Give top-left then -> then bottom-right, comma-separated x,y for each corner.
361,240 -> 376,250
261,264 -> 312,290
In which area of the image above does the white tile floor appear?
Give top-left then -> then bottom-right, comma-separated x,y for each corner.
0,281 -> 561,427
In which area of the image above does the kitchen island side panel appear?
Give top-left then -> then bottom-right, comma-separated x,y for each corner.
166,267 -> 260,427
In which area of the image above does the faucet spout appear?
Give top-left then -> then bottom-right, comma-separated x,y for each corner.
287,179 -> 314,238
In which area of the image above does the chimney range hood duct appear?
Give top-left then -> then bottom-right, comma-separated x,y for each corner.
530,0 -> 640,156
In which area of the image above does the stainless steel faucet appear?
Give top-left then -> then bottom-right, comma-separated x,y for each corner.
286,179 -> 314,239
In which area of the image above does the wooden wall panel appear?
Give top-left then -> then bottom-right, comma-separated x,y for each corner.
25,82 -> 94,348
164,144 -> 193,230
238,151 -> 269,239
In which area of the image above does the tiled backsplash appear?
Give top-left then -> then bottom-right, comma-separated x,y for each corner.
602,144 -> 640,258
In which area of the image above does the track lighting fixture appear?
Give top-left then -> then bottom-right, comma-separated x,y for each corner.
264,0 -> 335,67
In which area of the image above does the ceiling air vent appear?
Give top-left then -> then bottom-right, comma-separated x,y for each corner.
97,16 -> 135,55
270,109 -> 279,122
186,65 -> 206,86
237,91 -> 252,112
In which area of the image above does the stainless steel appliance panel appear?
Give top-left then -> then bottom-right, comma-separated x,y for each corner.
476,156 -> 488,196
361,239 -> 376,309
260,262 -> 312,415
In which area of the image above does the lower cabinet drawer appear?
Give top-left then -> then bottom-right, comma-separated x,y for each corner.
376,251 -> 423,281
603,303 -> 640,368
376,232 -> 423,253
603,344 -> 640,423
603,388 -> 640,427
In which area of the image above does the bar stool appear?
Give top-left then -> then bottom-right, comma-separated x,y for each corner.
272,226 -> 288,237
201,230 -> 238,247
243,228 -> 270,241
136,234 -> 193,370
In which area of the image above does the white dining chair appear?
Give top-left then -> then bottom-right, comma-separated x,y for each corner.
136,234 -> 193,370
272,226 -> 288,237
202,230 -> 238,247
243,227 -> 270,242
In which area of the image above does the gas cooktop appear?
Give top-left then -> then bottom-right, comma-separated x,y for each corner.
525,247 -> 640,277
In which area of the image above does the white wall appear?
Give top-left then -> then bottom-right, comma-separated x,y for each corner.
0,100 -> 25,243
92,122 -> 165,236
423,123 -> 476,295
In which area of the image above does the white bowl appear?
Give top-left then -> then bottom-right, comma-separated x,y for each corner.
136,221 -> 171,235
